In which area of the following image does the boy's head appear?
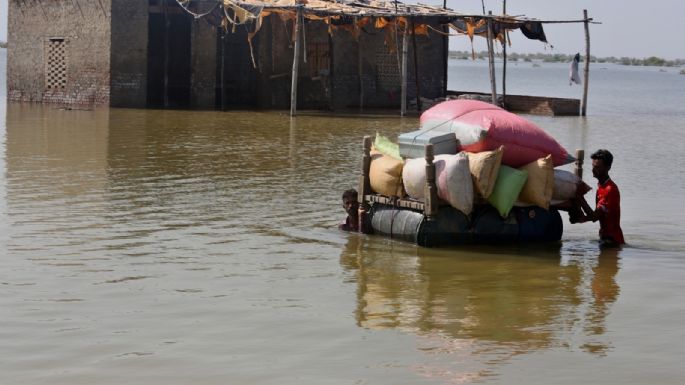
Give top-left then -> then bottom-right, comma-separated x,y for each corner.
342,189 -> 359,216
591,149 -> 613,180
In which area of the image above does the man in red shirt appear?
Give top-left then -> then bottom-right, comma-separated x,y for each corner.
575,149 -> 625,246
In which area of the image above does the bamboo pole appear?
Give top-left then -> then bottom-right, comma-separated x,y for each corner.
581,9 -> 591,116
400,28 -> 409,116
411,20 -> 422,112
502,0 -> 507,108
290,6 -> 303,117
486,11 -> 497,105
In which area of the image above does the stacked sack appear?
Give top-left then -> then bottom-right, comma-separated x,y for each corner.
367,100 -> 592,218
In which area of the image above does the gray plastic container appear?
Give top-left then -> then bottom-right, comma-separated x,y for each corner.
398,129 -> 458,159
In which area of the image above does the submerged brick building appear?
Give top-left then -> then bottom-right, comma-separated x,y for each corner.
7,0 -> 549,111
7,0 -> 455,110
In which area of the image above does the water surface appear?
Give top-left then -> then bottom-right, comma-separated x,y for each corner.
2,50 -> 685,384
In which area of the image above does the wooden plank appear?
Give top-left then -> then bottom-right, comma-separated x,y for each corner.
575,149 -> 585,179
447,91 -> 580,116
365,195 -> 425,211
423,144 -> 438,220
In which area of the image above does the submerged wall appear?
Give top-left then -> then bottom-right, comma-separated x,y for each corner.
110,0 -> 147,108
190,20 -> 217,109
7,0 -> 112,105
257,16 -> 446,110
7,4 -> 446,111
329,21 -> 446,109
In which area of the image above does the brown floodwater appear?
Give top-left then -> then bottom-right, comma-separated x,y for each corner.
2,52 -> 685,384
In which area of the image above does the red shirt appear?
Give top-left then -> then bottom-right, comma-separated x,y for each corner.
596,179 -> 625,244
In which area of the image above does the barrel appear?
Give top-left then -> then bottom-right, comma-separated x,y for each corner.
369,204 -> 471,247
369,205 -> 425,244
369,203 -> 565,247
514,206 -> 563,242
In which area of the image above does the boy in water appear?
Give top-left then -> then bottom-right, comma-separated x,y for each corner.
339,189 -> 360,232
575,149 -> 625,246
339,189 -> 371,233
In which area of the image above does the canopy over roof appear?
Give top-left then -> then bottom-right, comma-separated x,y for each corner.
171,0 -> 596,45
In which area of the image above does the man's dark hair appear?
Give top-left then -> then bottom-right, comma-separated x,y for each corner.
591,149 -> 614,169
342,189 -> 358,200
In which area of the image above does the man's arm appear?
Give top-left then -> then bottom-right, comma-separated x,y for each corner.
578,195 -> 599,222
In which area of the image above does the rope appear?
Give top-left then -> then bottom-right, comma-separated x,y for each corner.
426,24 -> 464,36
175,0 -> 220,20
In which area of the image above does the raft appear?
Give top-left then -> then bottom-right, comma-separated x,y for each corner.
370,204 -> 562,247
357,135 -> 580,248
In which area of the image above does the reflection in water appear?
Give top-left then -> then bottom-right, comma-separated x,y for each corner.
341,236 -> 621,381
583,247 -> 621,355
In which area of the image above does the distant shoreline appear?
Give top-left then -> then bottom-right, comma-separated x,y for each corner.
450,50 -> 684,68
0,40 -> 679,67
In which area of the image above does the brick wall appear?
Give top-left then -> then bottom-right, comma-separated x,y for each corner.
331,22 -> 446,109
7,0 -> 112,106
258,16 -> 446,110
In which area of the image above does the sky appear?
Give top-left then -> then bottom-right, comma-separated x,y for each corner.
445,0 -> 683,59
0,0 -> 682,59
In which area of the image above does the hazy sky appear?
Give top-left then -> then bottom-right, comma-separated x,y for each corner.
0,0 -> 682,59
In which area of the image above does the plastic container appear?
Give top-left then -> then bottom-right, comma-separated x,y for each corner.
398,129 -> 458,159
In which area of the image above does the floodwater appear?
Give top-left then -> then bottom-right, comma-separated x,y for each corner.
1,47 -> 685,384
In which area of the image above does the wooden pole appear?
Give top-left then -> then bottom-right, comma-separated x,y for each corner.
581,9 -> 591,116
400,27 -> 409,116
220,31 -> 225,110
290,6 -> 303,117
329,32 -> 335,110
502,0 -> 507,108
442,0 -> 448,98
411,20 -> 422,112
358,136 -> 373,233
359,136 -> 372,207
358,37 -> 364,111
486,11 -> 497,105
163,0 -> 169,108
574,149 -> 585,179
424,144 -> 438,221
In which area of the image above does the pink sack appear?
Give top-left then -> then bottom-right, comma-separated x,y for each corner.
420,100 -> 574,168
